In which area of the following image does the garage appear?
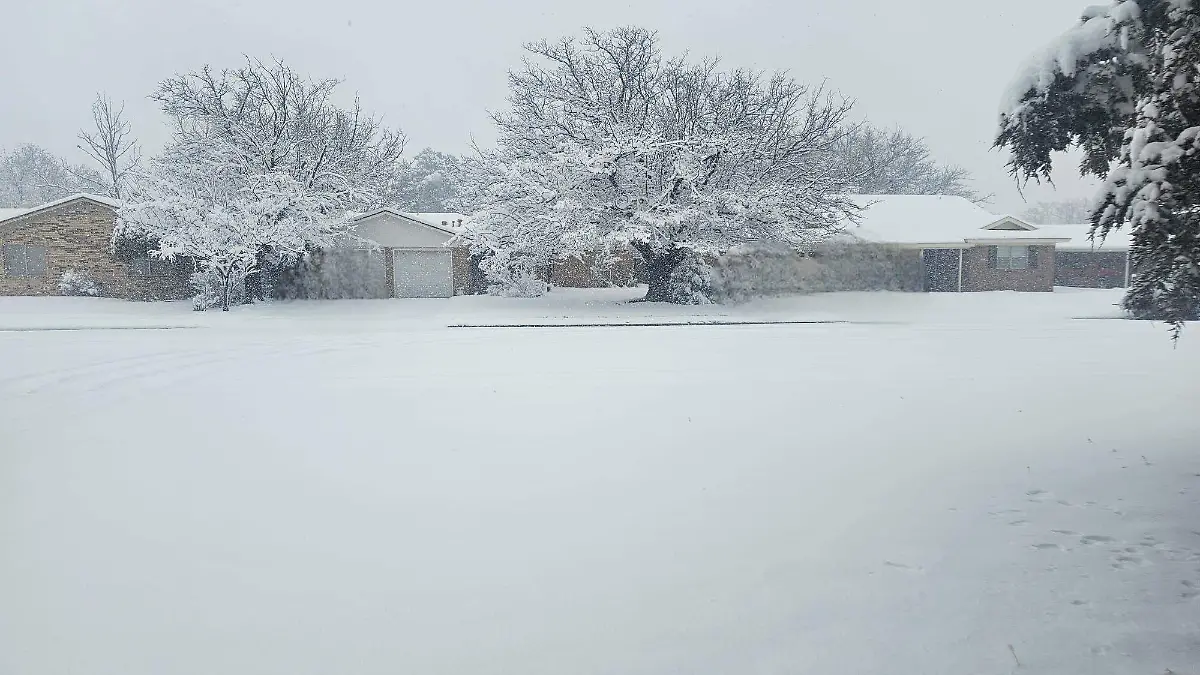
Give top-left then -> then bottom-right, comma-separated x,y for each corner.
393,248 -> 453,298
347,208 -> 468,298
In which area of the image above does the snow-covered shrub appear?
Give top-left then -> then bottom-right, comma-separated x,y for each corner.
666,253 -> 713,305
57,269 -> 100,297
488,267 -> 548,298
190,269 -> 245,311
707,241 -> 924,303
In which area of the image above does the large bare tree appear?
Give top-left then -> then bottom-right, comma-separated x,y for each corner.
458,27 -> 859,302
75,93 -> 141,200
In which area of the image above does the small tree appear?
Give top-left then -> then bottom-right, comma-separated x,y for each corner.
74,93 -> 141,200
118,163 -> 349,311
995,0 -> 1200,329
457,27 -> 859,302
118,58 -> 406,310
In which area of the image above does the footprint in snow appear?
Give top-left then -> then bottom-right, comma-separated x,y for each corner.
1033,543 -> 1063,550
883,561 -> 923,572
1008,519 -> 1029,526
1081,535 -> 1116,545
1051,529 -> 1079,536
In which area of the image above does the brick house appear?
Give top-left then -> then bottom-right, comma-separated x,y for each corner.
0,194 -> 190,300
1041,224 -> 1132,289
842,195 -> 1070,292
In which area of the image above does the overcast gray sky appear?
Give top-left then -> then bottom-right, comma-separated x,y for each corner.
2,0 -> 1098,213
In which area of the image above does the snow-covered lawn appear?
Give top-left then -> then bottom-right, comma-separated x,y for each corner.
2,288 -> 1198,675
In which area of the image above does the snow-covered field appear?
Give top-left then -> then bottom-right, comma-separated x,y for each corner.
2,288 -> 1198,675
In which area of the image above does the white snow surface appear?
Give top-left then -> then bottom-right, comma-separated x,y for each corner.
3,288 -> 1199,675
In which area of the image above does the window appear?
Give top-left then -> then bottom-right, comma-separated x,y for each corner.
131,257 -> 175,276
995,245 -> 1030,270
2,244 -> 48,277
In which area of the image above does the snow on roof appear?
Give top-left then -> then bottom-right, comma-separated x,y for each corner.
408,213 -> 470,230
0,207 -> 29,222
1040,224 -> 1132,252
0,193 -> 120,224
351,208 -> 459,236
843,195 -> 1055,247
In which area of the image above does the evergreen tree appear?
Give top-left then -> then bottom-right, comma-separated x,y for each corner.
995,0 -> 1200,330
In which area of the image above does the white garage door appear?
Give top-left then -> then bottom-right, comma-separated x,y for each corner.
393,249 -> 453,298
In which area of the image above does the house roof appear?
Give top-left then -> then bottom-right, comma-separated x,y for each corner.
0,193 -> 120,225
351,208 -> 458,235
1039,224 -> 1132,252
0,207 -> 29,222
843,195 -> 1067,248
408,212 -> 470,230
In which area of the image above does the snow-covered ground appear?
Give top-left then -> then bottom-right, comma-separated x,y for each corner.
2,288 -> 1198,675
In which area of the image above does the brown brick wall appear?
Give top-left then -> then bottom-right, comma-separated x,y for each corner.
551,248 -> 639,288
961,245 -> 1055,292
0,198 -> 190,300
451,245 -> 472,295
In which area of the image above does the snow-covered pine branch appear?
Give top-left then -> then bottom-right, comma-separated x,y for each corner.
456,26 -> 860,302
995,0 -> 1200,329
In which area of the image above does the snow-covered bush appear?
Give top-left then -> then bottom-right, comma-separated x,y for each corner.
486,263 -> 548,298
666,253 -> 713,305
57,269 -> 101,297
707,241 -> 924,302
190,269 -> 245,311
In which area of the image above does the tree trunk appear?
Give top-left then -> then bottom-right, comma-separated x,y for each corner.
635,244 -> 686,302
220,269 -> 232,312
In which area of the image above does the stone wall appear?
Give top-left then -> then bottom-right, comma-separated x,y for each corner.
0,198 -> 190,300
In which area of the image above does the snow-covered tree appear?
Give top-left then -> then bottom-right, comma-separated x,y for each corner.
116,58 -> 402,310
117,154 -> 350,311
835,123 -> 984,202
457,27 -> 859,302
152,58 -> 406,207
0,144 -> 104,207
392,148 -> 463,211
74,93 -> 141,200
1021,198 -> 1095,224
996,0 -> 1200,328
